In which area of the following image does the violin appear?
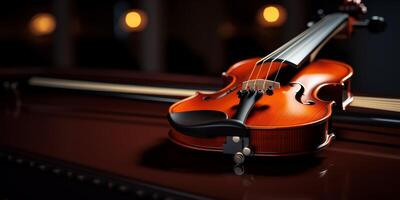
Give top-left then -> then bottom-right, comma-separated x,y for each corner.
167,0 -> 386,164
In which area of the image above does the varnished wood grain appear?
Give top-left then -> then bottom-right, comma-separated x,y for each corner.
169,58 -> 353,155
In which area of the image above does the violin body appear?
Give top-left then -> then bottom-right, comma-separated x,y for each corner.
168,58 -> 353,156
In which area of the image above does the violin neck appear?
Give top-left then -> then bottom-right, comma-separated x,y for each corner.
266,13 -> 349,68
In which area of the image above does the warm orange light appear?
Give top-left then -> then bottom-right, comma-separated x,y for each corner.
263,6 -> 280,23
258,5 -> 286,27
30,13 -> 56,36
125,11 -> 141,28
123,10 -> 147,31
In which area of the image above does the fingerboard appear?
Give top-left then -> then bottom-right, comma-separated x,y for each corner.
265,13 -> 348,68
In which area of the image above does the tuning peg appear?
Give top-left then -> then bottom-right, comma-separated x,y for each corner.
353,16 -> 387,33
367,16 -> 387,33
339,0 -> 367,18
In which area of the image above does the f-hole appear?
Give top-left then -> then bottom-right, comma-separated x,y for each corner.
290,83 -> 315,105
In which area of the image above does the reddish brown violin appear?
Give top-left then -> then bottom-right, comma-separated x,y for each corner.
167,1 -> 385,164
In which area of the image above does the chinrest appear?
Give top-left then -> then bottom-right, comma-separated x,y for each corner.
167,110 -> 248,138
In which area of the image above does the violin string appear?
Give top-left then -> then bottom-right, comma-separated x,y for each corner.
257,23 -> 318,81
253,36 -> 302,88
245,23 -> 319,90
245,57 -> 271,89
245,16 -> 327,90
252,42 -> 292,89
272,17 -> 332,83
260,28 -> 312,89
263,17 -> 328,89
244,44 -> 290,89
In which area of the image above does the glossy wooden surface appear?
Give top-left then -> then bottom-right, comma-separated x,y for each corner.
169,58 -> 353,155
0,2 -> 393,197
0,86 -> 400,199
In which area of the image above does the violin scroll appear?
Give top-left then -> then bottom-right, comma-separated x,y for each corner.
339,0 -> 367,19
353,16 -> 387,33
311,0 -> 387,34
340,0 -> 387,33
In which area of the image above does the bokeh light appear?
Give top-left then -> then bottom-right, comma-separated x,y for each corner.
258,5 -> 286,27
123,10 -> 147,32
29,13 -> 56,36
263,6 -> 280,22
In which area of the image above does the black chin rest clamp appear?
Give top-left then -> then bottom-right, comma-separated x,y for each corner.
167,110 -> 248,138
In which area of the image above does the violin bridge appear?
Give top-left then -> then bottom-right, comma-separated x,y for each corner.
242,79 -> 280,91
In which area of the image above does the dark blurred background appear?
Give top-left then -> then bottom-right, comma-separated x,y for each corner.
0,0 -> 398,96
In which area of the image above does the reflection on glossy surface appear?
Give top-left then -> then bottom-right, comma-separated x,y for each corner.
139,138 -> 334,199
140,138 -> 325,176
1,91 -> 400,199
138,137 -> 400,199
